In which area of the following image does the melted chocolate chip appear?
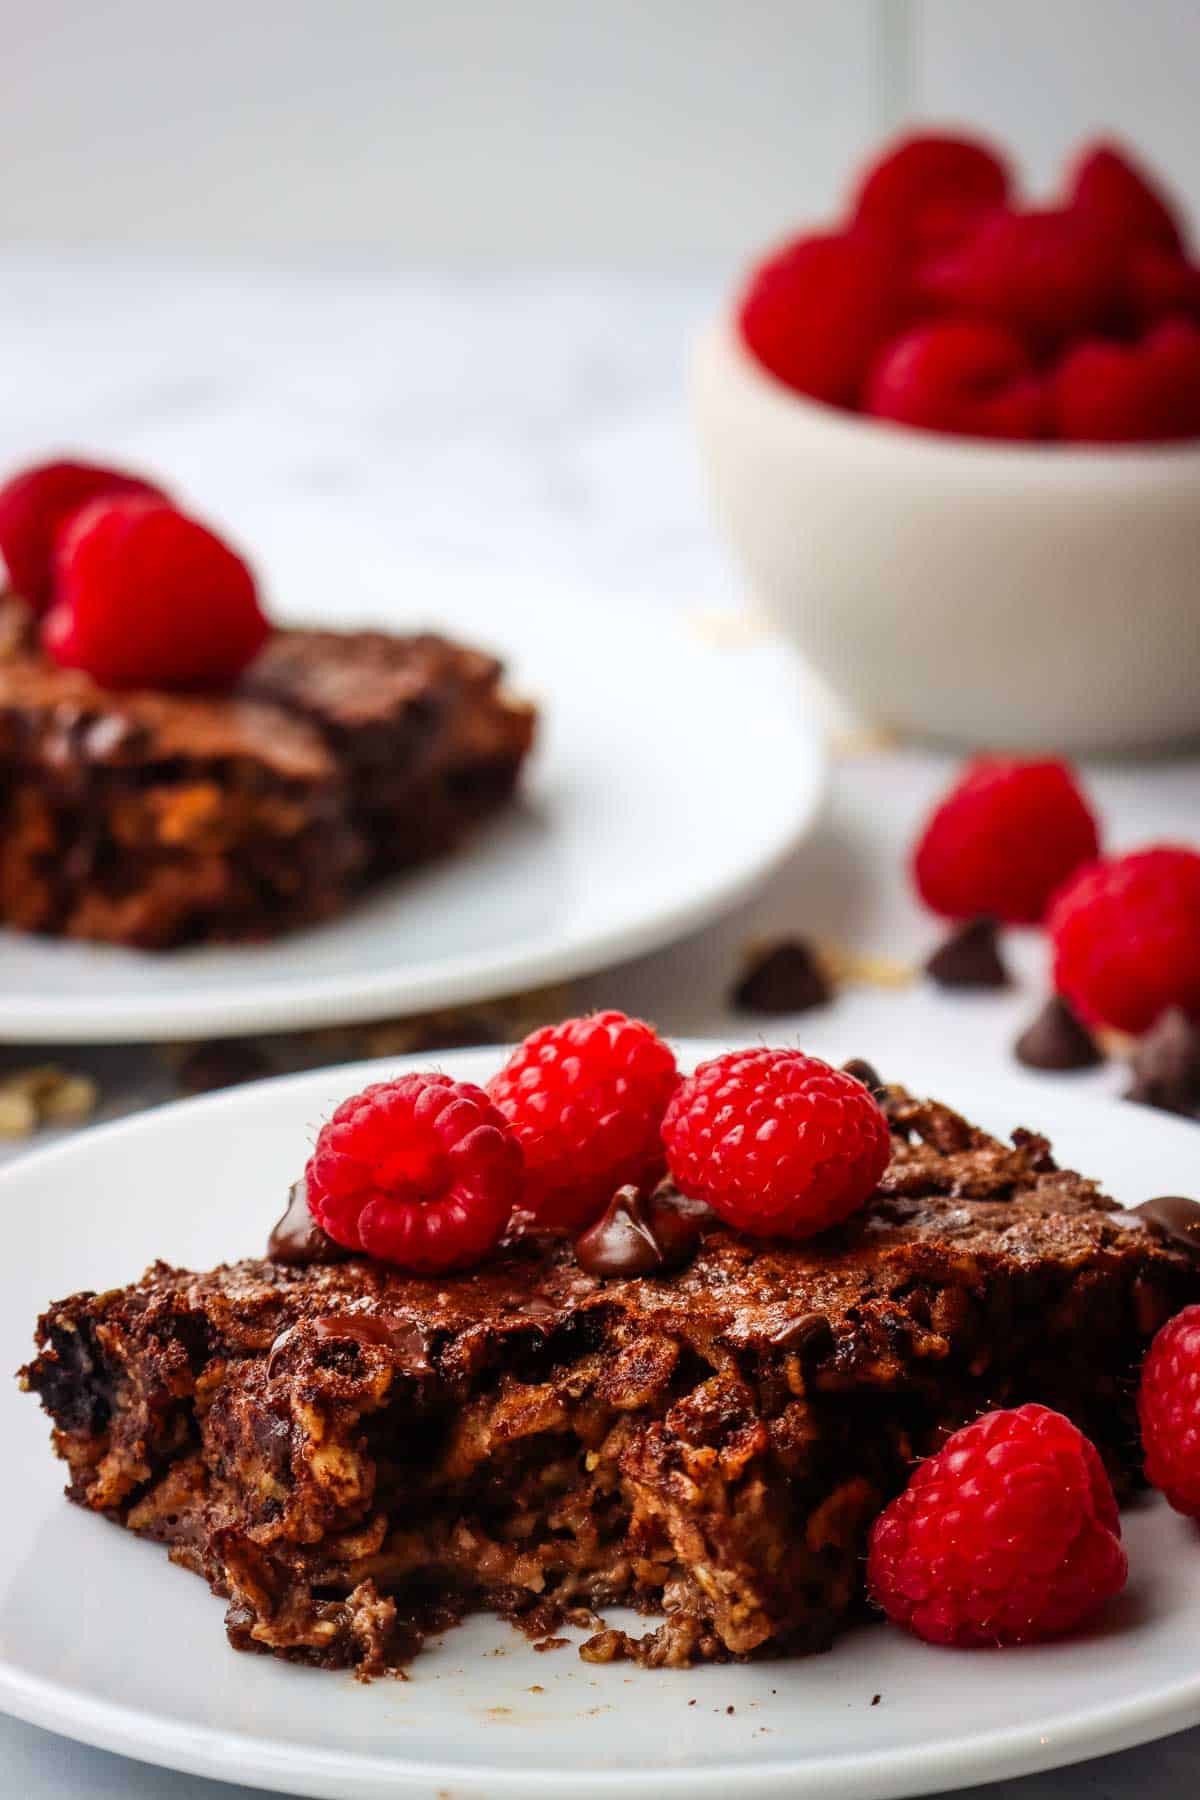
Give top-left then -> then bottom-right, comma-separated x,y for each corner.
312,1313 -> 434,1373
925,916 -> 1010,990
1135,1195 -> 1200,1259
768,1310 -> 833,1353
575,1186 -> 705,1279
1126,1008 -> 1200,1119
1014,996 -> 1103,1071
266,1178 -> 352,1267
842,1058 -> 887,1100
732,939 -> 831,1016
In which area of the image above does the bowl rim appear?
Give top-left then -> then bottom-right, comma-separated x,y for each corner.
699,312 -> 1200,478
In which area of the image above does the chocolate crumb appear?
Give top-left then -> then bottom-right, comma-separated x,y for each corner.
925,916 -> 1010,990
732,939 -> 831,1015
533,1635 -> 569,1653
1015,996 -> 1103,1071
1126,1008 -> 1200,1119
871,1693 -> 881,1706
726,1705 -> 735,1715
688,1698 -> 697,1706
177,1038 -> 272,1095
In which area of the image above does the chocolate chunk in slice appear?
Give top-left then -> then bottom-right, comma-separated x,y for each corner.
575,1185 -> 706,1278
1136,1195 -> 1200,1260
842,1058 -> 888,1100
1126,1007 -> 1200,1119
1015,996 -> 1103,1071
925,916 -> 1010,990
732,939 -> 831,1015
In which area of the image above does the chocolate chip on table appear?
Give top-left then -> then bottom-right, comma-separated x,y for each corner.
924,916 -> 1010,990
176,1038 -> 273,1095
731,939 -> 832,1015
1126,1007 -> 1200,1119
1014,996 -> 1103,1071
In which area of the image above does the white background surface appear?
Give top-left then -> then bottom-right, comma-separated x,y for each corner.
0,255 -> 1196,1795
0,2 -> 1196,260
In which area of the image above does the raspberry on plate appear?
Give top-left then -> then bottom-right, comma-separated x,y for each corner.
43,496 -> 270,690
1048,845 -> 1200,1034
660,1048 -> 890,1240
867,1404 -> 1127,1647
306,1073 -> 522,1272
488,1010 -> 679,1233
851,130 -> 1011,253
1051,321 -> 1200,443
866,321 -> 1044,440
1066,140 -> 1184,256
1139,1305 -> 1200,1517
912,757 -> 1100,925
1127,247 -> 1200,327
918,207 -> 1124,347
737,230 -> 904,408
0,458 -> 166,610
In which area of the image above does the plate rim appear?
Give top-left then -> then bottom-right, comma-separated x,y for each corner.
5,1044 -> 1200,1800
0,612 -> 825,1044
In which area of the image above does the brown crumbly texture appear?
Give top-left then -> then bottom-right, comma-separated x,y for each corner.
0,615 -> 535,947
241,629 -> 536,875
21,1086 -> 1197,1674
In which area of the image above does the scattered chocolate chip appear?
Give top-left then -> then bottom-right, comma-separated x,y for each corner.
732,939 -> 831,1015
1126,1007 -> 1200,1119
574,1185 -> 707,1279
177,1038 -> 272,1095
924,916 -> 1010,989
842,1058 -> 887,1100
1135,1195 -> 1200,1259
1014,996 -> 1103,1071
871,1694 -> 881,1707
266,1177 -> 352,1267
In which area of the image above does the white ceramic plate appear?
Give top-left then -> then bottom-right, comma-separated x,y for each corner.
3,1042 -> 1200,1800
0,589 -> 823,1042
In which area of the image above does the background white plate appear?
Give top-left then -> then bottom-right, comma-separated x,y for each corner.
3,1042 -> 1200,1800
0,587 -> 824,1043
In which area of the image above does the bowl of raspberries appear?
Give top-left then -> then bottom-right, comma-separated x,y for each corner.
691,130 -> 1200,753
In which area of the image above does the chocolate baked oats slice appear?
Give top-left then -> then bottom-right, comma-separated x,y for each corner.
21,1085 -> 1198,1673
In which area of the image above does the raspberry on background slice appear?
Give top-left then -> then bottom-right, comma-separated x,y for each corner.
1067,140 -> 1184,256
660,1048 -> 891,1240
488,1010 -> 679,1233
867,1404 -> 1127,1648
850,130 -> 1012,253
1127,247 -> 1200,328
0,457 -> 166,610
1051,321 -> 1200,443
1048,845 -> 1200,1034
305,1073 -> 522,1273
918,207 -> 1125,348
737,229 -> 905,408
1139,1305 -> 1200,1517
912,758 -> 1100,925
43,496 -> 270,690
865,321 -> 1044,440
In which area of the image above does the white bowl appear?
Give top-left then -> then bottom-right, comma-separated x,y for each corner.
690,317 -> 1200,752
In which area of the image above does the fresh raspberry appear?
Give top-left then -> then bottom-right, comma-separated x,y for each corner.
1048,846 -> 1200,1033
918,208 -> 1124,348
1138,1306 -> 1200,1517
0,458 -> 166,610
737,230 -> 904,408
1127,247 -> 1200,328
660,1049 -> 890,1240
1051,322 -> 1200,443
43,497 -> 270,690
851,131 -> 1011,253
912,758 -> 1100,925
865,321 -> 1044,440
488,1011 -> 679,1232
1067,141 -> 1184,256
306,1073 -> 522,1272
867,1404 -> 1127,1648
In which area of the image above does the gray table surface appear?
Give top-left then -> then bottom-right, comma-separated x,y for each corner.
1,254 -> 1196,1797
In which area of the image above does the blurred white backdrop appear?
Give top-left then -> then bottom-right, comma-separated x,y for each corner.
0,0 -> 1195,262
